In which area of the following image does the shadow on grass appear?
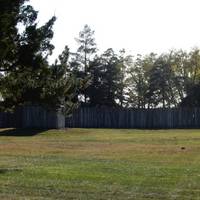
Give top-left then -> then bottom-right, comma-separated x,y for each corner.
0,168 -> 22,174
0,128 -> 47,137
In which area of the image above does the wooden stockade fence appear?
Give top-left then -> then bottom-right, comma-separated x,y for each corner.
0,106 -> 65,129
65,107 -> 200,129
1,106 -> 200,129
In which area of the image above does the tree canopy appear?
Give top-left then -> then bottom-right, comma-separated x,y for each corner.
1,0 -> 200,111
0,0 -> 86,114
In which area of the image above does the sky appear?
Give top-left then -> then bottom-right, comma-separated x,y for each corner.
30,0 -> 200,63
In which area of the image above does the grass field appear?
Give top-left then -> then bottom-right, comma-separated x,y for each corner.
0,128 -> 200,199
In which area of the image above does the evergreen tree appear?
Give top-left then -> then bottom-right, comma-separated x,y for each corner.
74,24 -> 97,73
86,48 -> 125,107
0,0 -> 37,72
70,25 -> 97,104
0,0 -> 85,114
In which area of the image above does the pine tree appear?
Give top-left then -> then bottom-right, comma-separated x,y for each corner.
0,0 -> 86,115
70,25 -> 97,104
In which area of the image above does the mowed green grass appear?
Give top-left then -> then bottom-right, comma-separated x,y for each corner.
0,129 -> 200,200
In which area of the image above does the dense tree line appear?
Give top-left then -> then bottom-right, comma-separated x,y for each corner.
1,0 -> 200,113
65,25 -> 200,108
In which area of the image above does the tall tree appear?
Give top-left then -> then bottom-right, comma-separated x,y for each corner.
0,0 -> 85,114
0,0 -> 37,72
127,54 -> 149,108
47,46 -> 88,114
74,24 -> 97,73
86,48 -> 125,107
0,0 -> 56,110
146,54 -> 178,108
115,49 -> 130,107
169,50 -> 189,102
179,48 -> 200,107
70,25 -> 97,104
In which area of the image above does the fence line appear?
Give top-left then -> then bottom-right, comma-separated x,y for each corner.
0,106 -> 65,129
1,106 -> 200,129
65,107 -> 200,129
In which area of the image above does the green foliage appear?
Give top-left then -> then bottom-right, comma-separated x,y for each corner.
0,0 -> 25,71
127,54 -> 153,108
0,0 -> 87,115
1,0 -> 200,110
75,24 -> 97,73
85,48 -> 128,107
147,55 -> 175,108
126,50 -> 200,108
180,84 -> 200,107
69,24 -> 97,104
69,29 -> 200,108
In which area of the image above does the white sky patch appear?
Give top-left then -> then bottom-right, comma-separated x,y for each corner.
30,0 -> 200,63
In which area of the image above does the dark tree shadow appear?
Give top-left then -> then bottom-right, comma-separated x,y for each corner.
0,168 -> 22,174
0,128 -> 47,137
